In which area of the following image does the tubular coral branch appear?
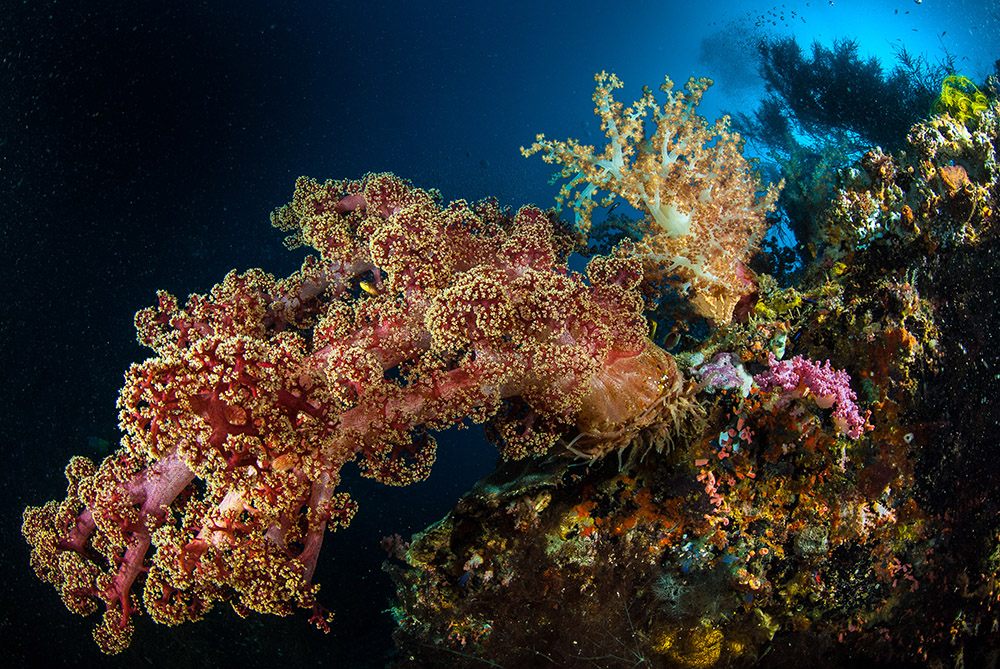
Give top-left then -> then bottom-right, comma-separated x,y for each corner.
522,72 -> 784,323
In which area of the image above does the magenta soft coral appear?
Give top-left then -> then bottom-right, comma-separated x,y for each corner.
754,352 -> 869,439
23,172 -> 693,654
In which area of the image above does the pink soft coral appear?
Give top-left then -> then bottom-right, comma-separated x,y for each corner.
754,353 -> 869,439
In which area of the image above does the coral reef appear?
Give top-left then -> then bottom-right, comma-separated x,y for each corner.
383,84 -> 1000,668
22,69 -> 1000,666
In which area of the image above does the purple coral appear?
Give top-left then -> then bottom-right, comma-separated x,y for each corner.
695,352 -> 754,396
754,353 -> 868,439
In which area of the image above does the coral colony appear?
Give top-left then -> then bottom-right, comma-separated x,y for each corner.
24,70 -> 1000,665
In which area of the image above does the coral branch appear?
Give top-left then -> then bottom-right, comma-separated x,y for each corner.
24,171 -> 692,653
523,72 -> 783,322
